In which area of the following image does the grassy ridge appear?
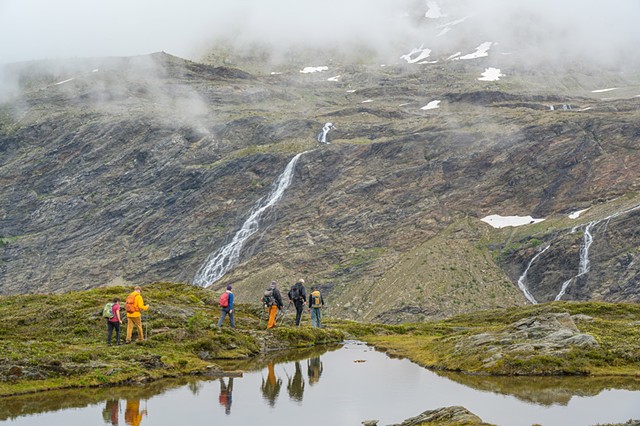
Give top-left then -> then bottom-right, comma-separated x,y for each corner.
360,302 -> 640,376
0,282 -> 344,396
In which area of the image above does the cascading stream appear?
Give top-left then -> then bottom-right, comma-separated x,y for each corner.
192,152 -> 306,287
516,245 -> 550,304
555,203 -> 640,300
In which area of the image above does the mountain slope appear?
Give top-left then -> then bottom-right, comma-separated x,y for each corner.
1,51 -> 640,322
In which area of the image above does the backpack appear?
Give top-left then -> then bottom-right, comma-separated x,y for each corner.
311,291 -> 322,308
219,291 -> 229,307
289,283 -> 301,301
102,302 -> 114,319
125,294 -> 138,314
262,288 -> 274,307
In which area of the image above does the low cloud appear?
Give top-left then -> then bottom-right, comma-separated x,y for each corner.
1,0 -> 639,67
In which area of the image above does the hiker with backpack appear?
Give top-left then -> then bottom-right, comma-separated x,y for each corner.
287,278 -> 307,326
103,297 -> 122,346
125,286 -> 149,343
217,285 -> 235,328
308,286 -> 325,328
263,281 -> 283,329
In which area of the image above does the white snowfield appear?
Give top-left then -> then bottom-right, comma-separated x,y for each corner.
568,209 -> 589,219
400,46 -> 432,64
481,215 -> 545,228
478,67 -> 504,81
591,88 -> 618,93
458,42 -> 492,60
425,1 -> 446,19
421,100 -> 441,110
300,66 -> 328,74
327,75 -> 340,82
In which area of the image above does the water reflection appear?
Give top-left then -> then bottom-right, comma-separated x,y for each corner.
101,399 -> 119,425
307,356 -> 323,386
287,361 -> 305,402
1,342 -> 640,426
124,399 -> 147,426
218,378 -> 234,415
261,361 -> 283,407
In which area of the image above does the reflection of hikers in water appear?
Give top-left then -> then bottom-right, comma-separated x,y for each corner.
307,356 -> 323,385
218,377 -> 234,415
287,361 -> 305,402
124,399 -> 147,426
261,361 -> 282,407
102,399 -> 119,425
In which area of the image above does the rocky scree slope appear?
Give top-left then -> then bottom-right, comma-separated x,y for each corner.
1,53 -> 639,323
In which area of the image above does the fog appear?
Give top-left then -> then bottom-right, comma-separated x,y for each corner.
1,0 -> 639,67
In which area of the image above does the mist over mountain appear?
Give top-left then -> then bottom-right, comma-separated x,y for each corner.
1,1 -> 639,322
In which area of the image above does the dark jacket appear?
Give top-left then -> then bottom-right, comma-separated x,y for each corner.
273,288 -> 284,308
288,282 -> 306,303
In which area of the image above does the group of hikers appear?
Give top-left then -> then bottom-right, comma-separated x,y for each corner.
217,278 -> 326,330
104,280 -> 325,344
103,285 -> 150,345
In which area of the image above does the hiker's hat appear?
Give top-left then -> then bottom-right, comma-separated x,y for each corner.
227,285 -> 232,290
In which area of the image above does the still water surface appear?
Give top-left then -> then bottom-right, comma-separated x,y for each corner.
3,341 -> 640,426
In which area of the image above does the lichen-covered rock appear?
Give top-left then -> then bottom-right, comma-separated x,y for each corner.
392,406 -> 493,426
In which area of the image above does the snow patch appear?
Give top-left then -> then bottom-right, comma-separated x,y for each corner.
458,42 -> 492,60
421,100 -> 441,110
400,46 -> 432,64
362,99 -> 373,103
300,66 -> 328,74
478,67 -> 504,81
55,78 -> 74,85
91,69 -> 99,73
569,209 -> 589,219
446,52 -> 462,60
327,75 -> 340,82
425,1 -> 447,19
270,72 -> 283,75
346,90 -> 357,93
591,88 -> 618,93
481,215 -> 545,228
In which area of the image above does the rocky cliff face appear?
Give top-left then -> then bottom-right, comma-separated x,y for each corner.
1,52 -> 639,322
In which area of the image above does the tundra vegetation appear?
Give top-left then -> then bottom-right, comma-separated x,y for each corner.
1,282 -> 639,398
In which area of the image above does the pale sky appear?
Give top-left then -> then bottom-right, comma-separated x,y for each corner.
1,0 -> 639,65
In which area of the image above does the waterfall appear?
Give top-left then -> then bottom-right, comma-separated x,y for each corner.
517,245 -> 550,304
316,123 -> 334,144
555,203 -> 640,301
192,152 -> 306,287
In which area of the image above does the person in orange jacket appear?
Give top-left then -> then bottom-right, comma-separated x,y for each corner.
125,286 -> 149,343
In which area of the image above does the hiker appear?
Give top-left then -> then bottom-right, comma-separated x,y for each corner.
106,297 -> 122,346
217,285 -> 235,328
308,286 -> 325,328
307,356 -> 323,385
218,377 -> 234,415
263,281 -> 283,329
260,360 -> 282,407
124,399 -> 147,426
287,278 -> 307,326
125,286 -> 149,343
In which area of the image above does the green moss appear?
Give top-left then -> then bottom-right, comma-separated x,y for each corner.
0,282 -> 344,397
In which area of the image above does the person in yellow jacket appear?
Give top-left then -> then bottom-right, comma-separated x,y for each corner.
125,286 -> 149,343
